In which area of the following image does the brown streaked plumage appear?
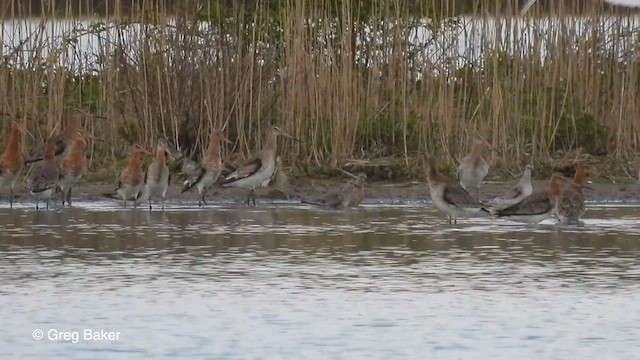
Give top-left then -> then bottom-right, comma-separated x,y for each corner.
181,130 -> 232,206
59,130 -> 95,206
115,144 -> 151,208
427,159 -> 491,224
220,125 -> 294,206
27,137 -> 59,210
303,173 -> 367,209
0,121 -> 25,208
25,112 -> 82,164
266,156 -> 291,200
457,138 -> 497,200
145,138 -> 171,210
557,163 -> 595,223
496,173 -> 581,224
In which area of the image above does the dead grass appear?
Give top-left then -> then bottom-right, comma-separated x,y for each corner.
1,0 -> 640,181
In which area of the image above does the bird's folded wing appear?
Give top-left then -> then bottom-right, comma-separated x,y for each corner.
181,167 -> 205,193
222,157 -> 262,183
498,186 -> 522,202
443,183 -> 481,208
25,145 -> 44,164
497,192 -> 550,216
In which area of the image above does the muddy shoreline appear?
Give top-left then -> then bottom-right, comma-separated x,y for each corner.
4,179 -> 640,206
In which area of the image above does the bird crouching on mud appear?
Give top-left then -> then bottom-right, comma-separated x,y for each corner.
302,172 -> 367,209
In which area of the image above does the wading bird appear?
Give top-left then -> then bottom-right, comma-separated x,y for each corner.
557,163 -> 596,223
25,111 -> 82,164
220,125 -> 294,206
59,130 -> 96,206
426,159 -> 492,224
496,173 -> 585,224
181,130 -> 232,206
494,164 -> 533,209
28,137 -> 59,210
457,137 -> 498,200
115,144 -> 151,208
144,138 -> 173,210
0,121 -> 25,207
303,172 -> 367,209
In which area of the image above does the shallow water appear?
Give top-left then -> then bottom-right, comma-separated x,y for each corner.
1,203 -> 640,359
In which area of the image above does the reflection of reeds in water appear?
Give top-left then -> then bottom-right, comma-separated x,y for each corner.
2,0 -> 640,178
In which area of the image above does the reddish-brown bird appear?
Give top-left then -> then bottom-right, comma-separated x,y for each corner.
496,173 -> 583,224
557,163 -> 596,223
59,130 -> 95,206
0,121 -> 25,207
144,138 -> 172,210
25,112 -> 82,164
115,144 -> 151,208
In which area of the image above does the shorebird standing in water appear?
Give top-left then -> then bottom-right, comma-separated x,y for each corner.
25,111 -> 82,164
0,121 -> 25,208
115,144 -> 151,208
496,173 -> 585,224
144,138 -> 173,210
557,163 -> 596,224
457,137 -> 498,200
495,164 -> 534,209
59,130 -> 96,206
220,125 -> 294,206
426,159 -> 492,224
181,129 -> 233,206
303,172 -> 367,209
28,137 -> 59,210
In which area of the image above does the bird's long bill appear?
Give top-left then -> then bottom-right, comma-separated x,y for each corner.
337,168 -> 358,179
162,139 -> 183,158
220,135 -> 234,144
281,131 -> 296,140
81,131 -> 102,142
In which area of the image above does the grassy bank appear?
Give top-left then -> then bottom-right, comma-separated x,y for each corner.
1,0 -> 640,182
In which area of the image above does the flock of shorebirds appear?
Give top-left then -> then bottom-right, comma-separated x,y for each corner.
0,113 -> 596,224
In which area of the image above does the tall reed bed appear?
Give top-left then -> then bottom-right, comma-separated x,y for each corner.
1,0 -> 639,179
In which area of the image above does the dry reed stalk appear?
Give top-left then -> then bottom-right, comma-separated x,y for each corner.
0,0 -> 639,180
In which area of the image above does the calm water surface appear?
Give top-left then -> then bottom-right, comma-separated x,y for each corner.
1,202 -> 640,359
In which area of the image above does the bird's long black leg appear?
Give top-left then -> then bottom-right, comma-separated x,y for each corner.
201,188 -> 208,206
9,188 -> 13,208
67,188 -> 72,206
251,188 -> 256,206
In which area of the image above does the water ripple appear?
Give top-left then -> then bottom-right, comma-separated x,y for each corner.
1,205 -> 640,359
